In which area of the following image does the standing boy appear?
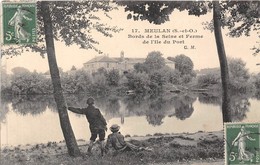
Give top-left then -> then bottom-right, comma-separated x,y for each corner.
68,97 -> 107,155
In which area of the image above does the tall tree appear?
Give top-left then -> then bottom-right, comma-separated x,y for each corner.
2,1 -> 121,156
168,55 -> 194,75
117,1 -> 259,122
228,58 -> 252,92
40,1 -> 80,156
144,51 -> 165,72
229,58 -> 250,82
213,1 -> 231,122
168,55 -> 195,84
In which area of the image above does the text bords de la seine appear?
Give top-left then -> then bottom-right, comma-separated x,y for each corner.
128,28 -> 203,39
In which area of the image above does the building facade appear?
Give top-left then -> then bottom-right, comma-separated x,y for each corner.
83,51 -> 175,74
84,55 -> 119,73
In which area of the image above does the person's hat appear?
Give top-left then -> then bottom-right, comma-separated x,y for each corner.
110,124 -> 120,132
87,97 -> 94,105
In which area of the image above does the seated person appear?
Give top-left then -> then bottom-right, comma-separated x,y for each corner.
105,124 -> 151,154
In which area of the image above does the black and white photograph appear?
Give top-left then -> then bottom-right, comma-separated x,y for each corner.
1,0 -> 260,164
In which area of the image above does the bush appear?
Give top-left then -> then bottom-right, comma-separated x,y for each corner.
228,58 -> 254,93
160,67 -> 181,85
197,73 -> 220,88
181,74 -> 193,84
106,69 -> 120,86
252,73 -> 260,89
126,72 -> 150,93
89,74 -> 110,95
229,80 -> 255,93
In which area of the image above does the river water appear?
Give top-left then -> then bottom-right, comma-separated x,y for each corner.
0,93 -> 259,146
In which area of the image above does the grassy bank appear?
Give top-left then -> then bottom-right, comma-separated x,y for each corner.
1,131 -> 224,165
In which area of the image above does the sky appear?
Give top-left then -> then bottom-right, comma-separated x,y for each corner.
1,3 -> 259,74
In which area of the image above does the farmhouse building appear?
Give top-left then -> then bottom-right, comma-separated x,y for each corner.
83,51 -> 175,73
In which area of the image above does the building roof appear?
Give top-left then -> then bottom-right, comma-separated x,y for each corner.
114,57 -> 145,64
126,58 -> 145,63
165,59 -> 175,64
85,56 -> 174,64
84,56 -> 118,64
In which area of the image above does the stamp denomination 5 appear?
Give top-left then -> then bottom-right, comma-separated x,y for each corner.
225,123 -> 260,165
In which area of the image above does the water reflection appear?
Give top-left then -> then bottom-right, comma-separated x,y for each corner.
0,92 -> 258,124
175,104 -> 194,120
66,94 -> 87,108
230,95 -> 250,122
254,90 -> 260,100
101,96 -> 121,119
1,93 -> 260,146
146,96 -> 170,126
11,95 -> 49,116
198,92 -> 254,122
0,95 -> 11,123
198,93 -> 221,106
122,94 -> 149,115
172,93 -> 196,120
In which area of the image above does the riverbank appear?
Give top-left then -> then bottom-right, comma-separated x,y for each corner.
0,131 -> 224,165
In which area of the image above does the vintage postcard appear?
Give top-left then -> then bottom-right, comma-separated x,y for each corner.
0,0 -> 259,165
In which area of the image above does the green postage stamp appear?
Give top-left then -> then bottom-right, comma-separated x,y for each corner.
225,123 -> 260,165
2,2 -> 36,44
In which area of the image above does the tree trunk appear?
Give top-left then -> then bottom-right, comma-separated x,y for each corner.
41,1 -> 81,156
213,1 -> 232,123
